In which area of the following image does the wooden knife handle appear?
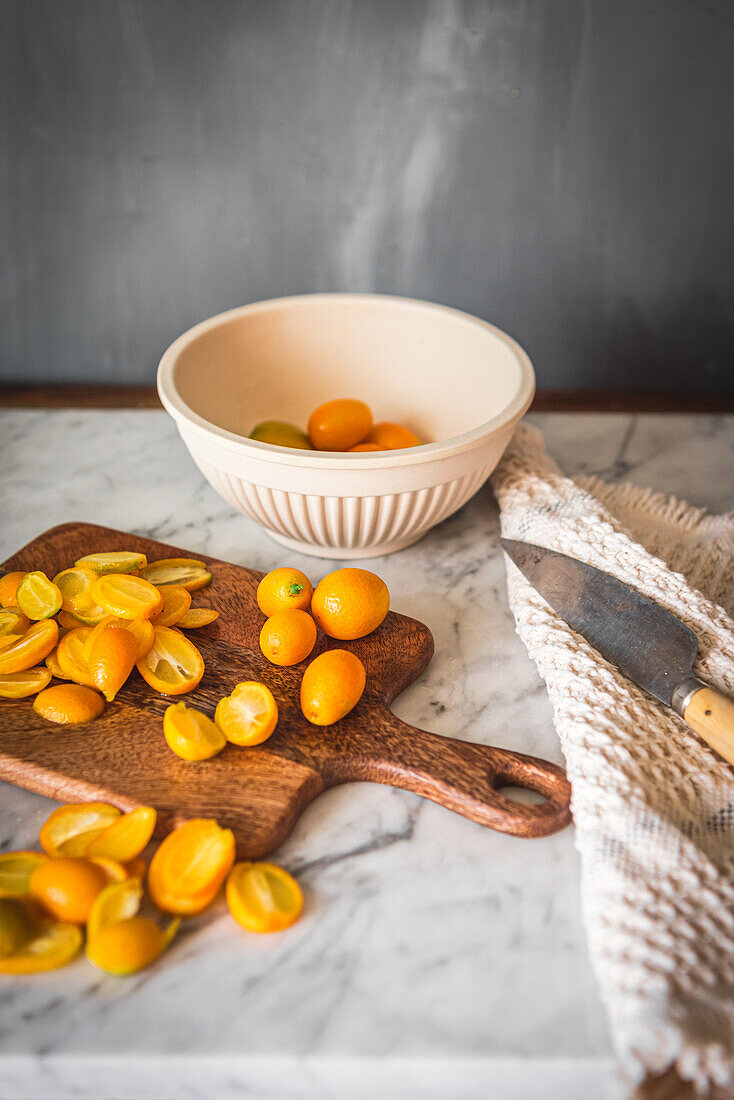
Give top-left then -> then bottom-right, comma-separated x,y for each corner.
675,678 -> 734,767
324,713 -> 572,839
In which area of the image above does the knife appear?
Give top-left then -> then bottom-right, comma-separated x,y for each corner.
501,538 -> 734,767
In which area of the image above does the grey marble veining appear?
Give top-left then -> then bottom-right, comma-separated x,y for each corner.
0,411 -> 731,1100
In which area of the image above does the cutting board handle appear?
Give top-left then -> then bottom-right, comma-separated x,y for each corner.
326,712 -> 572,839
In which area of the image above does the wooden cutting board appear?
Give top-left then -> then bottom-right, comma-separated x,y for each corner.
0,523 -> 571,855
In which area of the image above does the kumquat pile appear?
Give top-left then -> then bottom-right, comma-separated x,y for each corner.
0,803 -> 303,976
0,550 -> 216,717
0,547 -> 392,976
250,397 -> 424,453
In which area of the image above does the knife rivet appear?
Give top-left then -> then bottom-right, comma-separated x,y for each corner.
705,709 -> 712,716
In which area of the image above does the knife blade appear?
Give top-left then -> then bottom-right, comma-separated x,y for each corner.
501,538 -> 734,767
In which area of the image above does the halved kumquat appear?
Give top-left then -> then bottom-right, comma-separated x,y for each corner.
87,623 -> 138,701
0,897 -> 35,955
163,702 -> 226,761
83,617 -> 155,663
151,585 -> 191,627
91,574 -> 163,621
0,851 -> 49,897
90,857 -> 130,885
33,683 -> 105,724
0,918 -> 82,974
226,861 -> 303,933
0,619 -> 58,674
136,626 -> 204,695
74,551 -> 147,576
53,568 -> 107,623
148,819 -> 235,915
176,608 -> 219,629
215,682 -> 278,746
0,666 -> 52,699
45,647 -> 70,681
0,572 -> 25,608
16,572 -> 62,620
86,913 -> 179,976
0,608 -> 30,637
140,558 -> 212,592
56,627 -> 96,687
86,806 -> 157,862
86,877 -> 143,941
40,803 -> 122,858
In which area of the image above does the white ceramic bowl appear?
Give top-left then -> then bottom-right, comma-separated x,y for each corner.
157,294 -> 534,558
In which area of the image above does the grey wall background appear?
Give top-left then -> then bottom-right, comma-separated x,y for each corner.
2,0 -> 733,393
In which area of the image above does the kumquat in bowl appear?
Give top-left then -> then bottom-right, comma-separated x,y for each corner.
157,293 -> 535,557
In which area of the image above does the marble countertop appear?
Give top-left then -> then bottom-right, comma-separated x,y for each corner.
0,410 -> 732,1100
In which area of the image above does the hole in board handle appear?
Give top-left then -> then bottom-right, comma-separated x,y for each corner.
494,786 -> 548,807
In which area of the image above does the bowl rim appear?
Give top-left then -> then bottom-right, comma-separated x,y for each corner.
157,293 -> 535,469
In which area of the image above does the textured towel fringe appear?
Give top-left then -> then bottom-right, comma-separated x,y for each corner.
491,424 -> 734,1097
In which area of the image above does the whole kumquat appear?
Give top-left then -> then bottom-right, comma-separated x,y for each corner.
300,649 -> 366,726
29,857 -> 109,923
256,567 -> 313,617
249,421 -> 314,450
33,683 -> 105,724
307,399 -> 373,451
259,609 -> 317,667
311,568 -> 389,640
365,422 -> 422,449
348,442 -> 382,452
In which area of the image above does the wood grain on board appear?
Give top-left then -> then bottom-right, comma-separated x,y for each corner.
1,524 -> 571,855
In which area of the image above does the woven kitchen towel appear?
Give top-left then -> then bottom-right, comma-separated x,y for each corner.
490,424 -> 734,1095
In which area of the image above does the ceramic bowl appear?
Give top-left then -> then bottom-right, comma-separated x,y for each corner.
157,294 -> 535,558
